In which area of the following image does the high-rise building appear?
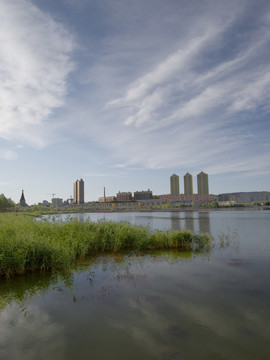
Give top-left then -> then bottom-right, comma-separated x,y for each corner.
73,179 -> 84,204
197,171 -> 209,195
170,174 -> 180,197
184,173 -> 193,196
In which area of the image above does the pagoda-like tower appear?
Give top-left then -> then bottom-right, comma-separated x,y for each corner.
20,190 -> 26,207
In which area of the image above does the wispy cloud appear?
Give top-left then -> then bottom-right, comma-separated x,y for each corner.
76,0 -> 270,176
83,172 -> 127,178
0,0 -> 75,147
0,149 -> 18,160
1,0 -> 270,189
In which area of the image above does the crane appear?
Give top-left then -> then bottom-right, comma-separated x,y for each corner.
46,193 -> 56,199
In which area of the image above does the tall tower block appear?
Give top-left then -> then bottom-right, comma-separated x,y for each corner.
197,171 -> 209,195
73,179 -> 84,204
184,173 -> 193,196
170,174 -> 180,197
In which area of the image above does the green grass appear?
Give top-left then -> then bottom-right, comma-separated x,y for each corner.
0,214 -> 211,278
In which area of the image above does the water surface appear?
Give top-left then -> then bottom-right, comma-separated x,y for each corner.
1,210 -> 270,359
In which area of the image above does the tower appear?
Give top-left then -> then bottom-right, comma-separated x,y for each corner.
197,171 -> 209,195
73,179 -> 84,204
170,174 -> 180,197
20,190 -> 26,207
184,173 -> 193,196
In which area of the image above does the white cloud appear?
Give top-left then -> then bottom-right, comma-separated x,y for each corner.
1,0 -> 268,182
0,0 -> 75,147
0,149 -> 18,160
0,304 -> 65,359
83,172 -> 127,178
83,1 -> 270,176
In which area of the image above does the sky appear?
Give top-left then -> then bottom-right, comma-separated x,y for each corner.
0,0 -> 270,204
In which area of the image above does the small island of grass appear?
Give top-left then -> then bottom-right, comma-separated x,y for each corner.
0,214 -> 211,278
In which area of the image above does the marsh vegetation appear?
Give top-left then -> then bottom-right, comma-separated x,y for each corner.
0,214 -> 210,278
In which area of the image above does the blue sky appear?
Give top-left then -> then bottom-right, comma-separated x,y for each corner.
0,0 -> 270,204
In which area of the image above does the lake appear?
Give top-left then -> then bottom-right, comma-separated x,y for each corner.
1,209 -> 270,359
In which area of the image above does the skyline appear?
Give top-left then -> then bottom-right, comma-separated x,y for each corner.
1,0 -> 270,204
14,172 -> 268,205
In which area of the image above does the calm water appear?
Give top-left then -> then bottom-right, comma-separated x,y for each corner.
1,210 -> 270,359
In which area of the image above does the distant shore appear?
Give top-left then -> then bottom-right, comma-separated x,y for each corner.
36,205 -> 268,216
80,206 -> 268,213
1,205 -> 269,217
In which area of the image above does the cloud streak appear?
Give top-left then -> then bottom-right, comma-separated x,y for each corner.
0,0 -> 75,147
79,0 -> 270,176
1,0 -> 270,196
0,149 -> 18,160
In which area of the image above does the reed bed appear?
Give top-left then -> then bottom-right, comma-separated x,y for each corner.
0,214 -> 211,278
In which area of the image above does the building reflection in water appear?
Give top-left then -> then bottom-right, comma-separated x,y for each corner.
169,212 -> 183,231
184,212 -> 195,233
169,211 -> 210,234
198,211 -> 210,234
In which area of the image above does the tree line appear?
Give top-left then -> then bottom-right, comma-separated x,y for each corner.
0,194 -> 15,209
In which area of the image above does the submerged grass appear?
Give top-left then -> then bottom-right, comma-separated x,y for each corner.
0,214 -> 211,278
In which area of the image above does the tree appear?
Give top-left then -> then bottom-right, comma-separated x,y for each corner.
0,194 -> 15,209
209,200 -> 219,208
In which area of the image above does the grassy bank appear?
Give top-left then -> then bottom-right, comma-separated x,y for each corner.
0,214 -> 211,278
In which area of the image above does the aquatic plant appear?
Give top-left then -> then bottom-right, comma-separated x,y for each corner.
0,214 -> 211,278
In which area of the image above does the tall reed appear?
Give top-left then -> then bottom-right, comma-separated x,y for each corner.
0,214 -> 211,278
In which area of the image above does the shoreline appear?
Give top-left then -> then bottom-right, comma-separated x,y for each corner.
36,206 -> 268,218
1,206 -> 268,217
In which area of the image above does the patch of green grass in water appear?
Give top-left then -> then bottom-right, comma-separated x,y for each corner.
0,214 -> 211,278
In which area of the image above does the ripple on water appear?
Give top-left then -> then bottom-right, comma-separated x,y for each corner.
241,288 -> 267,298
114,273 -> 148,287
156,350 -> 180,360
226,258 -> 252,267
162,324 -> 190,340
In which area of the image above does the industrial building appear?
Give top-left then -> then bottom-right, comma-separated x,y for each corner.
116,191 -> 132,202
52,198 -> 63,206
98,196 -> 116,203
134,189 -> 153,201
218,191 -> 270,204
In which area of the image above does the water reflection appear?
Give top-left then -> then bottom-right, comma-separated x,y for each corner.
169,213 -> 182,231
198,211 -> 211,233
0,272 -> 74,312
44,210 -> 211,235
183,213 -> 195,233
3,210 -> 269,359
0,251 -> 203,312
1,242 -> 270,359
167,211 -> 210,234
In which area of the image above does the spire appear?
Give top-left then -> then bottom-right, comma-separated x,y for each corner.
20,190 -> 25,201
20,190 -> 26,207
